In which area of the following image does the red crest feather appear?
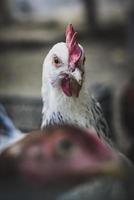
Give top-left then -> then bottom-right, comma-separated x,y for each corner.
65,24 -> 81,68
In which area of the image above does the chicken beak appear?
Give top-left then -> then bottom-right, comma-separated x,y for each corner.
94,159 -> 123,177
70,68 -> 83,86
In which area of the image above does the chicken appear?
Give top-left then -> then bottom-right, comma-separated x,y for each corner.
0,104 -> 24,152
91,83 -> 114,140
41,24 -> 109,140
114,77 -> 134,162
0,125 -> 133,200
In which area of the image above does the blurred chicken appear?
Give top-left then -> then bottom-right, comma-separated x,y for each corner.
90,83 -> 114,140
0,104 -> 24,152
114,77 -> 134,162
0,125 -> 133,200
120,78 -> 134,140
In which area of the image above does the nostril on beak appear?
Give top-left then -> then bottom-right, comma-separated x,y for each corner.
69,65 -> 75,72
71,68 -> 75,72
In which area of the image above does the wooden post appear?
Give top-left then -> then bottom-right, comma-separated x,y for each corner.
127,1 -> 134,67
0,0 -> 12,25
83,0 -> 97,33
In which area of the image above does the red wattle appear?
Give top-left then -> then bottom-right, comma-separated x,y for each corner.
61,78 -> 72,97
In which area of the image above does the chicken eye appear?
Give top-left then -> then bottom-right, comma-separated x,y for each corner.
53,56 -> 61,67
55,138 -> 74,156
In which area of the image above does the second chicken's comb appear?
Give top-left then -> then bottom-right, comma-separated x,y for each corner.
65,24 -> 81,67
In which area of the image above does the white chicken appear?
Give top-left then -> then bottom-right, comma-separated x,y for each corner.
41,24 -> 109,139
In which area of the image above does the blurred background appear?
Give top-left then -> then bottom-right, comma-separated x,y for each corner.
0,0 -> 134,152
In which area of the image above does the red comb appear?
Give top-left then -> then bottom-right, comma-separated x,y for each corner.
65,24 -> 81,67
